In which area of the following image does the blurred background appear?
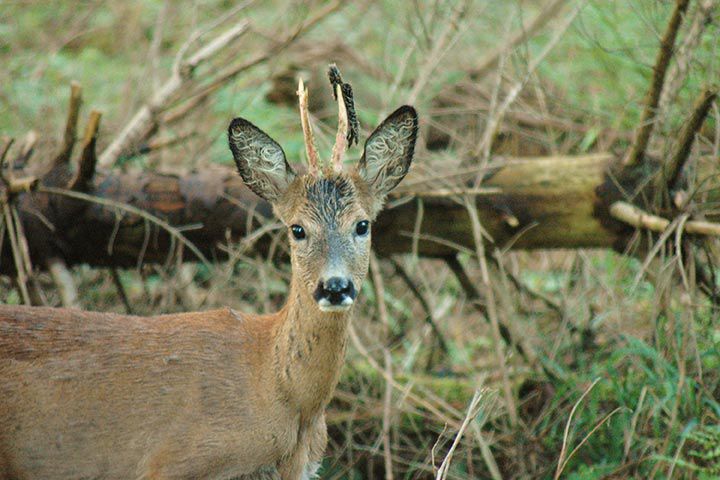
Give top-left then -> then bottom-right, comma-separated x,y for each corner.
1,0 -> 719,478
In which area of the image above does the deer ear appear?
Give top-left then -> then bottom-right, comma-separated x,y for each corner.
228,118 -> 295,202
358,106 -> 418,205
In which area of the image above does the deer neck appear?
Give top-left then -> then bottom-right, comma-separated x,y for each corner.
271,277 -> 351,418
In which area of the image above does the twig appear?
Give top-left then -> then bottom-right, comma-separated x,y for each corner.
554,377 -> 601,480
411,187 -> 501,197
348,323 -> 462,430
14,131 -> 38,168
663,88 -> 717,190
463,197 -> 519,426
468,0 -> 569,80
117,131 -> 197,161
444,255 -> 528,360
53,81 -> 82,167
382,348 -> 395,480
435,389 -> 485,480
625,0 -> 691,168
610,201 -> 720,237
407,0 -> 469,105
47,257 -> 80,308
38,186 -> 212,268
68,110 -> 101,191
0,138 -> 13,167
476,1 -> 585,164
173,0 -> 344,123
98,19 -> 251,168
2,203 -> 30,305
110,267 -> 134,314
387,256 -> 450,357
657,0 -> 717,122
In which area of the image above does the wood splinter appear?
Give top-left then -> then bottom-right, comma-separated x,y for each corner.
68,110 -> 102,192
53,81 -> 83,168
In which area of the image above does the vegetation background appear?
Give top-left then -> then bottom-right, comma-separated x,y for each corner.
1,0 -> 719,478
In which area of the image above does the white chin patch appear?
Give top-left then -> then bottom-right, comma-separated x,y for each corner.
318,297 -> 354,312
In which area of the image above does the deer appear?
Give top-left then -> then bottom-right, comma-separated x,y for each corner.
0,66 -> 418,480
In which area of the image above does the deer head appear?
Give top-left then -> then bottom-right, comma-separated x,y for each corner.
228,69 -> 417,312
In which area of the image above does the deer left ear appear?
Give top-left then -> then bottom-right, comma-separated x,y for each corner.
228,118 -> 296,202
358,106 -> 418,209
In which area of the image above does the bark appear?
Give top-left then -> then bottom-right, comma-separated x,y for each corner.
1,152 -> 717,275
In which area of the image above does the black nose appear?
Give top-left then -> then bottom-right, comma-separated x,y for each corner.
314,277 -> 356,305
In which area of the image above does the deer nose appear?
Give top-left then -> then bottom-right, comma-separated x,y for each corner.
314,277 -> 357,311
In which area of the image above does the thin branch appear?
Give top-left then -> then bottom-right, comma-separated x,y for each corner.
435,390 -> 485,480
53,81 -> 82,167
387,256 -> 450,356
15,130 -> 38,168
463,197 -> 518,425
68,110 -> 102,192
625,0 -> 691,168
38,186 -> 212,268
610,201 -> 720,236
170,0 -> 344,125
554,377 -> 601,480
98,19 -> 251,168
47,257 -> 80,308
663,88 -> 718,190
657,0 -> 717,121
444,255 -> 527,360
468,0 -> 569,81
110,267 -> 134,314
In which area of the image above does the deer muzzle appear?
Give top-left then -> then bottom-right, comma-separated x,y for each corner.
314,276 -> 356,312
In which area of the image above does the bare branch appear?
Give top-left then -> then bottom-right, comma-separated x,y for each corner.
657,0 -> 717,120
663,88 -> 717,190
625,0 -> 691,168
47,257 -> 80,308
98,20 -> 251,168
69,110 -> 102,192
53,81 -> 82,167
469,0 -> 569,81
610,201 -> 720,237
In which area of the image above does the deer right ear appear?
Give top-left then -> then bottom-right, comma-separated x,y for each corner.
228,118 -> 296,202
358,106 -> 418,211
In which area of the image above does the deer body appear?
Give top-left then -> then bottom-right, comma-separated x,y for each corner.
0,71 -> 418,479
1,297 -> 342,479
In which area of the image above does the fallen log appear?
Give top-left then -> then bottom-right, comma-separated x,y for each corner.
1,151 -> 717,277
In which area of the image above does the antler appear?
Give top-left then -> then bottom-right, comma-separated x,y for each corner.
328,64 -> 359,174
297,78 -> 320,175
330,83 -> 349,173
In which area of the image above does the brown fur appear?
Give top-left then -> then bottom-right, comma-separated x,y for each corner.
0,106 -> 417,480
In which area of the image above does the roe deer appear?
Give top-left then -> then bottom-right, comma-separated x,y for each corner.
0,69 -> 418,480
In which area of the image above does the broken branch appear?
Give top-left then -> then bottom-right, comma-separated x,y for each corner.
53,81 -> 82,167
610,201 -> 720,237
663,88 -> 717,191
625,0 -> 691,168
68,110 -> 102,191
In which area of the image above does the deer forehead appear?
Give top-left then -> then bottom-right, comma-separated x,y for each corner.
280,174 -> 371,230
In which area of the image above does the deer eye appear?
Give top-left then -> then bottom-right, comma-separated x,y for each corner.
290,225 -> 306,240
355,220 -> 370,237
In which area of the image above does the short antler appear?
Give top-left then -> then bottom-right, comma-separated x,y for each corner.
328,64 -> 359,173
297,78 -> 320,175
330,83 -> 349,173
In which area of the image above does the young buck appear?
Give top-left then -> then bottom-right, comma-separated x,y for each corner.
0,70 -> 418,480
